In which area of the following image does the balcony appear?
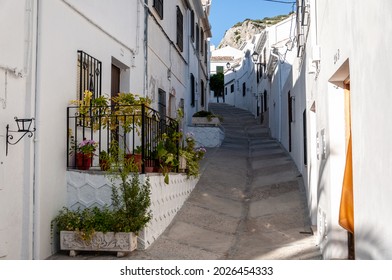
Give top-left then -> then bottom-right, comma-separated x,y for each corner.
66,102 -> 179,174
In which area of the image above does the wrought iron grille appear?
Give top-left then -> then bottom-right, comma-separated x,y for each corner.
67,104 -> 179,173
77,50 -> 102,100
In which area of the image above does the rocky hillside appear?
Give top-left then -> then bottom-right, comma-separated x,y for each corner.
217,14 -> 291,49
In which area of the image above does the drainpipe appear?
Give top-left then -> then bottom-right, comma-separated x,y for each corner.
270,50 -> 282,142
142,0 -> 148,98
32,0 -> 41,260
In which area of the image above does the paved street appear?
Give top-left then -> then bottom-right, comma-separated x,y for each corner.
48,103 -> 322,260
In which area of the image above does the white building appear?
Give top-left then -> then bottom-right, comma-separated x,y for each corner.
265,0 -> 392,259
0,0 -> 211,260
209,15 -> 296,122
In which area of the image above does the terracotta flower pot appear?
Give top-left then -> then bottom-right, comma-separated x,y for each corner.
125,154 -> 142,172
76,153 -> 93,170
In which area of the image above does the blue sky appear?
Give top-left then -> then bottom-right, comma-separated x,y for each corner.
209,0 -> 296,46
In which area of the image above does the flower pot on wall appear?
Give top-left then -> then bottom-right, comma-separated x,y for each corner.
125,153 -> 142,172
76,153 -> 93,170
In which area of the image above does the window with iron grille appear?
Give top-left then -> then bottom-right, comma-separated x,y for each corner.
153,0 -> 164,19
190,74 -> 195,107
190,10 -> 195,42
77,50 -> 102,100
176,6 -> 183,52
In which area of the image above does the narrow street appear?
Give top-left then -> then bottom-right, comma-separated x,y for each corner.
49,103 -> 322,260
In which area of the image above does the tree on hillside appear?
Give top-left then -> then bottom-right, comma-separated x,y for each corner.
210,72 -> 224,103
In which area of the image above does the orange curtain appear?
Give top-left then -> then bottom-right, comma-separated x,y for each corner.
339,134 -> 354,233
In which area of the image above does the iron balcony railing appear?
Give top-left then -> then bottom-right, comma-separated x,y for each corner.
66,104 -> 179,173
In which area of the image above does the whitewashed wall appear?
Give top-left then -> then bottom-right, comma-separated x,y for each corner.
0,0 -> 37,259
294,0 -> 392,259
35,0 -> 144,259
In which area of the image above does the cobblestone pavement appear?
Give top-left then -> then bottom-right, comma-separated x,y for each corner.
48,103 -> 322,260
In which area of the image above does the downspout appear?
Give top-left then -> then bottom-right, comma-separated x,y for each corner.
143,0 -> 148,98
32,0 -> 41,259
270,51 -> 282,142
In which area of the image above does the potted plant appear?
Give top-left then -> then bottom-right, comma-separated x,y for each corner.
99,150 -> 110,171
69,138 -> 98,170
191,110 -> 223,126
51,160 -> 152,257
70,90 -> 110,130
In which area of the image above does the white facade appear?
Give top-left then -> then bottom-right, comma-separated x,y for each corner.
264,0 -> 392,259
209,15 -> 296,123
0,0 -> 211,260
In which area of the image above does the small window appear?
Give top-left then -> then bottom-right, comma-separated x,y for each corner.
190,10 -> 195,42
196,23 -> 199,51
153,0 -> 164,19
158,88 -> 166,119
176,6 -> 183,52
231,84 -> 234,93
190,74 -> 195,107
200,27 -> 204,55
77,50 -> 102,100
242,82 -> 246,96
201,79 -> 205,107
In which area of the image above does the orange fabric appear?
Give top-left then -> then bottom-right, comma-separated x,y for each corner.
339,135 -> 354,233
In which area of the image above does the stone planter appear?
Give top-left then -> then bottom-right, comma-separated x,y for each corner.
60,231 -> 137,257
192,117 -> 220,126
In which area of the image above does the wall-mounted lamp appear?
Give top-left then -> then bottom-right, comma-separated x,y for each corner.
252,51 -> 259,63
6,117 -> 36,156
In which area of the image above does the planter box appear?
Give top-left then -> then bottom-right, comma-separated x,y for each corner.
192,117 -> 220,126
60,231 -> 137,257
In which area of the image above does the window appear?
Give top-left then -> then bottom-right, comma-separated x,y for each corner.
77,50 -> 102,100
242,82 -> 246,96
225,87 -> 227,95
153,0 -> 163,19
204,41 -> 208,64
196,23 -> 199,52
200,27 -> 204,55
231,84 -> 234,93
190,74 -> 195,107
176,6 -> 183,52
216,66 -> 223,74
158,88 -> 166,119
190,10 -> 195,42
201,79 -> 205,107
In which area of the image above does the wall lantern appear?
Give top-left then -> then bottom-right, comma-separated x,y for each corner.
252,51 -> 259,63
226,62 -> 231,69
6,117 -> 36,156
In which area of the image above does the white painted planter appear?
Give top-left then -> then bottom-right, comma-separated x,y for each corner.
192,116 -> 221,126
60,231 -> 137,257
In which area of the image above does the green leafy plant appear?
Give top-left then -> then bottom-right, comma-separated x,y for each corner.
179,132 -> 206,178
192,110 -> 223,122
